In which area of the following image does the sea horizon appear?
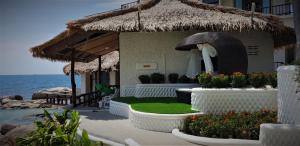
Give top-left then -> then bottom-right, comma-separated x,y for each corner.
0,74 -> 81,100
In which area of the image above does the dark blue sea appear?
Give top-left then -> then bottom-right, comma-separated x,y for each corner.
0,74 -> 81,100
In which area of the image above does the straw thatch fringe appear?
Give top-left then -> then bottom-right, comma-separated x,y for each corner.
63,51 -> 119,75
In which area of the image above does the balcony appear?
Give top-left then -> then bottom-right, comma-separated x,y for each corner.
244,3 -> 293,16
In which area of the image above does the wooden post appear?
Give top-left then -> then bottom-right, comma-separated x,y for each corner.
98,55 -> 102,84
71,49 -> 77,107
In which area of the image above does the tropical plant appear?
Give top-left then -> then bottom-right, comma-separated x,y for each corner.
248,73 -> 267,88
184,110 -> 277,140
178,75 -> 191,83
17,109 -> 102,146
138,75 -> 151,84
168,73 -> 179,83
210,74 -> 231,88
198,73 -> 212,87
150,73 -> 165,83
266,72 -> 277,88
231,72 -> 247,88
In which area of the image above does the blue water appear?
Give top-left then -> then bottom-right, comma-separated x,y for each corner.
0,74 -> 80,100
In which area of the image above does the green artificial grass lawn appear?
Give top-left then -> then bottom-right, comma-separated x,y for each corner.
112,97 -> 196,114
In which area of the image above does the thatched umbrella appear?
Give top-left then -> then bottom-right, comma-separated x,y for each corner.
175,32 -> 248,74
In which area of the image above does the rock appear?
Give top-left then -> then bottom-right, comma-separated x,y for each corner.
0,99 -> 53,109
0,135 -> 11,146
32,87 -> 72,100
1,124 -> 17,135
0,95 -> 23,104
4,125 -> 35,146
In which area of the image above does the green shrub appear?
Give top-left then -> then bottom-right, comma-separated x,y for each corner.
138,75 -> 151,84
211,74 -> 230,88
231,72 -> 247,88
198,73 -> 212,87
178,75 -> 191,83
266,72 -> 277,88
17,109 -> 102,146
184,110 -> 277,140
248,73 -> 267,88
96,83 -> 114,94
150,73 -> 165,83
168,73 -> 179,83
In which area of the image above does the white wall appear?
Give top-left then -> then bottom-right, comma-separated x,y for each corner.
80,73 -> 87,94
80,73 -> 91,94
119,31 -> 274,86
229,31 -> 274,72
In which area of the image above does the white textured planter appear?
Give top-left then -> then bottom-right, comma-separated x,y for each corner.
120,85 -> 136,97
277,66 -> 300,124
172,129 -> 260,146
109,100 -> 130,118
129,107 -> 202,133
134,83 -> 199,98
191,88 -> 277,114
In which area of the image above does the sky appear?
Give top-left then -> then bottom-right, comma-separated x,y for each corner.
0,0 -> 133,75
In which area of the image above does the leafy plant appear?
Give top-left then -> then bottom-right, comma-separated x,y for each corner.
168,73 -> 179,83
231,72 -> 247,88
248,73 -> 267,88
265,72 -> 277,88
211,74 -> 230,88
150,73 -> 165,83
198,73 -> 212,87
138,75 -> 151,84
17,109 -> 102,146
178,75 -> 191,83
184,110 -> 277,140
96,83 -> 114,94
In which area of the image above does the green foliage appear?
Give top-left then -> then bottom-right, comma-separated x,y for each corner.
210,74 -> 230,88
198,73 -> 212,87
248,73 -> 267,88
150,73 -> 165,83
96,84 -> 114,94
17,109 -> 102,146
231,72 -> 247,88
265,72 -> 277,88
168,73 -> 179,83
138,75 -> 151,84
184,110 -> 277,140
178,75 -> 191,83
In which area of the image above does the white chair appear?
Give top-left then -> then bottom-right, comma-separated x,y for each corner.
99,87 -> 120,109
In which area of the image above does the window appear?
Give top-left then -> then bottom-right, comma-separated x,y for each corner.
234,0 -> 270,13
203,0 -> 219,5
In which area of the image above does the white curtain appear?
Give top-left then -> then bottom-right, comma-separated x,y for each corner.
185,49 -> 202,78
197,44 -> 217,73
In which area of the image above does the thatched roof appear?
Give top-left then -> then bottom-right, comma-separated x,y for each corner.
68,0 -> 290,33
63,51 -> 119,75
30,0 -> 295,62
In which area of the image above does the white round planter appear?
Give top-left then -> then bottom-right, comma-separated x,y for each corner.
109,100 -> 202,132
172,129 -> 261,146
129,107 -> 202,133
191,88 -> 277,114
109,100 -> 130,118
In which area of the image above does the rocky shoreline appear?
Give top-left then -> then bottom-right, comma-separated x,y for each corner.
0,124 -> 35,146
0,95 -> 63,109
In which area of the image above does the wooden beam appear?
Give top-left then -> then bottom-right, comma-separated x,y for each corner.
71,49 -> 77,107
98,55 -> 102,84
75,33 -> 118,52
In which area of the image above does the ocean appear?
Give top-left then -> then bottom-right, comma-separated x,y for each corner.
0,74 -> 81,100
